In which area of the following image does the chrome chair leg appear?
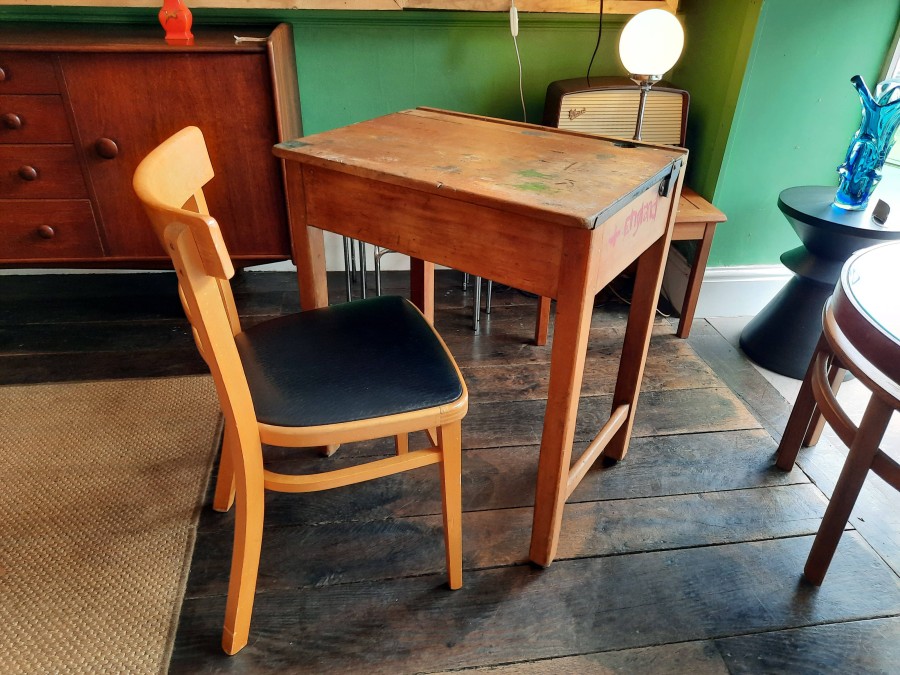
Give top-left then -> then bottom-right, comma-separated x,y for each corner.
473,277 -> 482,331
469,276 -> 493,331
357,240 -> 367,299
349,237 -> 358,282
372,247 -> 406,297
374,247 -> 383,296
343,236 -> 353,301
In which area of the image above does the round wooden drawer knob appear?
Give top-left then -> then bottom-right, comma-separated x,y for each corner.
2,113 -> 22,130
18,165 -> 38,181
95,137 -> 119,159
36,225 -> 55,240
0,67 -> 6,82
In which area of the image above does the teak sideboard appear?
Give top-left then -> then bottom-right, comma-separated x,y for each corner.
0,23 -> 301,267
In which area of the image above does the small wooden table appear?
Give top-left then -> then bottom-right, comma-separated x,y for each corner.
532,186 -> 726,344
275,108 -> 686,567
670,187 -> 728,338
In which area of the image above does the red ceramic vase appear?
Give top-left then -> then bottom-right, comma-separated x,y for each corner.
159,0 -> 194,45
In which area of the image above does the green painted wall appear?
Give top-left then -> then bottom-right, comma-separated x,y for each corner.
670,0 -> 760,200
707,0 -> 900,267
290,12 -> 630,135
7,3 -> 895,268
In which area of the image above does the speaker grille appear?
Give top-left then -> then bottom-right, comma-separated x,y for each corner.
555,89 -> 685,145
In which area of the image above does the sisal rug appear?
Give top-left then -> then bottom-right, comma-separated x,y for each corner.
0,376 -> 222,674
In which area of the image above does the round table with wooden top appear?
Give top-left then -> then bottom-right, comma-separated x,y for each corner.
835,242 -> 900,378
776,241 -> 900,584
740,185 -> 900,379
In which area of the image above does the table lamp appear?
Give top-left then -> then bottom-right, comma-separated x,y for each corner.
618,9 -> 685,141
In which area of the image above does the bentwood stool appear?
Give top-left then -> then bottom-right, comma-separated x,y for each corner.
776,242 -> 900,585
134,127 -> 468,655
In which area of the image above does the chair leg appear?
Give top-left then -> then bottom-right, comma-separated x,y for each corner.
343,236 -> 353,301
485,280 -> 492,315
804,393 -> 893,585
212,421 -> 237,512
222,472 -> 265,655
803,359 -> 847,447
358,240 -> 367,300
349,237 -> 358,282
320,444 -> 340,457
776,334 -> 828,471
535,296 -> 551,346
438,421 -> 463,590
374,247 -> 383,296
473,277 -> 482,331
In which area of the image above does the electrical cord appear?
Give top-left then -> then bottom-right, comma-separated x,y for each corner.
510,0 -> 527,123
608,283 -> 672,318
585,0 -> 605,87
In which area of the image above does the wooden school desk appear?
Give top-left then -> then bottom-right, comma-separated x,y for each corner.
274,108 -> 687,567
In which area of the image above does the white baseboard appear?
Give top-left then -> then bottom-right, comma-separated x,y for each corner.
661,248 -> 790,319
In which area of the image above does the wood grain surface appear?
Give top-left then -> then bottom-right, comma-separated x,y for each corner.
5,269 -> 900,673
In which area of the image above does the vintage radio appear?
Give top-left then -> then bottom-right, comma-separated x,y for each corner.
543,76 -> 689,146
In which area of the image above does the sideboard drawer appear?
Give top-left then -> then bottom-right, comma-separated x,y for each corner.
0,95 -> 72,144
0,145 -> 87,198
0,53 -> 59,94
0,199 -> 103,260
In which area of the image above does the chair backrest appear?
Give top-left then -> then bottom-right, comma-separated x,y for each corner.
133,127 -> 263,467
133,126 -> 241,335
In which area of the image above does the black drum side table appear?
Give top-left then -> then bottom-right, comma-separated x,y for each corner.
740,185 -> 900,379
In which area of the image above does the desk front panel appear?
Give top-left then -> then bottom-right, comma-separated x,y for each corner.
591,176 -> 676,293
302,164 -> 676,301
302,165 -> 565,299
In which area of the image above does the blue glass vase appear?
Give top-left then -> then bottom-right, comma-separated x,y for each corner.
834,76 -> 900,211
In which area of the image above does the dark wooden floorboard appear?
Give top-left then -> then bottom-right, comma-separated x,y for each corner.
0,349 -> 205,384
169,534 -> 900,674
688,316 -> 900,581
196,429 -> 806,535
185,483 -> 829,597
4,269 -> 899,673
430,641 -> 732,674
714,616 -> 900,674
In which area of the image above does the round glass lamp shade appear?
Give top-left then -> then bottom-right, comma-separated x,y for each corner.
618,9 -> 685,76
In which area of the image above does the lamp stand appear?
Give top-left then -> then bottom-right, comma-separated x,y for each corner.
629,74 -> 662,141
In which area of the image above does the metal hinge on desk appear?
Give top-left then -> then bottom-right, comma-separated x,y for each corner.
659,159 -> 683,198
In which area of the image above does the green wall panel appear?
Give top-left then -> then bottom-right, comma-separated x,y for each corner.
708,0 -> 900,267
670,0 -> 760,200
290,13 -> 628,135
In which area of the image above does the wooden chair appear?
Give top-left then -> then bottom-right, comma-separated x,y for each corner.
776,242 -> 900,585
133,126 -> 468,655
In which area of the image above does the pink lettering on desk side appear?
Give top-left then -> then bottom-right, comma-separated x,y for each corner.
607,195 -> 659,248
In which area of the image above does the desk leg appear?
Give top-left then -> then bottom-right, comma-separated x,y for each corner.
605,232 -> 671,462
285,163 -> 328,310
529,229 -> 597,567
285,163 -> 337,456
534,296 -> 551,346
676,223 -> 715,339
410,258 -> 435,323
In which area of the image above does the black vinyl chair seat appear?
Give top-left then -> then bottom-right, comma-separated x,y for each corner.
235,295 -> 464,427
